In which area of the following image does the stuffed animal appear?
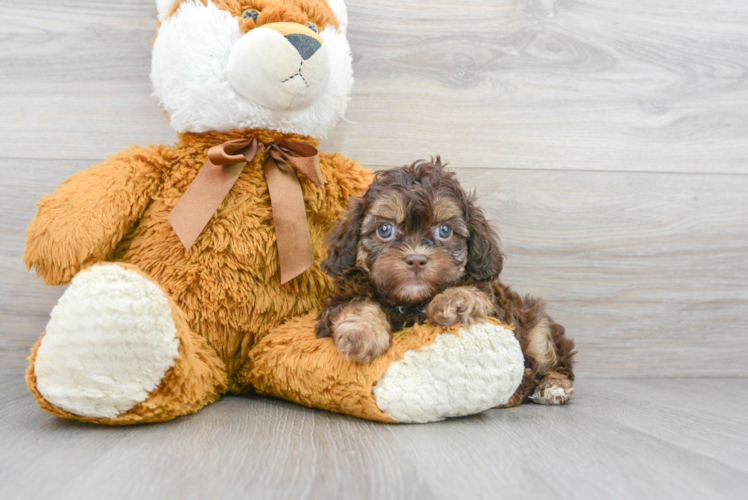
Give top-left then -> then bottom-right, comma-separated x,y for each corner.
23,0 -> 524,424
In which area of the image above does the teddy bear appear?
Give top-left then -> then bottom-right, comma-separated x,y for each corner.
23,0 -> 525,424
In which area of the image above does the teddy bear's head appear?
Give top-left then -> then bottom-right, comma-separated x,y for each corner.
151,0 -> 352,138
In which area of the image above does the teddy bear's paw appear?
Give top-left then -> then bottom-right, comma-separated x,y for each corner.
372,323 -> 525,423
34,264 -> 180,419
530,372 -> 574,406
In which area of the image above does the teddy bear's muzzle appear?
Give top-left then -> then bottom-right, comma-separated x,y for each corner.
226,22 -> 331,112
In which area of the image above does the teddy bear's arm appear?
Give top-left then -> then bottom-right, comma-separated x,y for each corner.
23,145 -> 173,286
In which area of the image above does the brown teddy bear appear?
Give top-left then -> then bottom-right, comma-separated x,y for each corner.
23,0 -> 524,424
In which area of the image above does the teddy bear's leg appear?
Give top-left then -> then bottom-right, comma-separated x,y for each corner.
26,263 -> 227,424
246,314 -> 525,423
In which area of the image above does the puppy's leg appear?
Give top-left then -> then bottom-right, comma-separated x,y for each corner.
427,286 -> 494,327
332,300 -> 392,363
525,317 -> 575,405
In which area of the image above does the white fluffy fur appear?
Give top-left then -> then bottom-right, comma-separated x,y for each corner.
35,265 -> 180,419
151,1 -> 354,138
373,323 -> 525,423
156,0 -> 178,22
326,0 -> 348,34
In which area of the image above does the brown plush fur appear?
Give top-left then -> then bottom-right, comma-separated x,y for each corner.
24,128 -> 373,423
165,0 -> 339,31
248,313 -> 494,422
316,159 -> 577,405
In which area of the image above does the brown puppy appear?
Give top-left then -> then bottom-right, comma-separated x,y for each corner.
316,158 -> 576,406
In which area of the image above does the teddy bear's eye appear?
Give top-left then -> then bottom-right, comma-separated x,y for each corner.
436,224 -> 452,240
306,21 -> 318,33
241,8 -> 260,22
377,223 -> 394,241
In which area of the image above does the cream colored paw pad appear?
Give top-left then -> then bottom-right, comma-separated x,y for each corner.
373,323 -> 524,423
531,385 -> 574,405
35,265 -> 180,419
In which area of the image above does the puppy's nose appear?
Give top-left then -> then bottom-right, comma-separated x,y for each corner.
285,34 -> 321,60
405,254 -> 429,272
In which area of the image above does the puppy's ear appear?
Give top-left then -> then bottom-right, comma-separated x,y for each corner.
466,197 -> 504,282
322,197 -> 365,277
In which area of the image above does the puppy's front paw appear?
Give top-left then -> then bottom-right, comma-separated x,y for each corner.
427,286 -> 493,327
332,301 -> 391,363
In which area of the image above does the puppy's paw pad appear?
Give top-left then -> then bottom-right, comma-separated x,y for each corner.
427,286 -> 492,327
530,378 -> 574,405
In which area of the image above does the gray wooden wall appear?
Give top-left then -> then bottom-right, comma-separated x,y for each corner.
1,0 -> 746,377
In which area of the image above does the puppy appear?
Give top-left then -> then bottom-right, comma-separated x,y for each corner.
316,159 -> 576,406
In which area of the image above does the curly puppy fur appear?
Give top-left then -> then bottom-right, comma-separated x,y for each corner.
316,158 -> 576,405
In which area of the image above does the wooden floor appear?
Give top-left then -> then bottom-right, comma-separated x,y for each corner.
1,1 -> 748,499
1,369 -> 747,500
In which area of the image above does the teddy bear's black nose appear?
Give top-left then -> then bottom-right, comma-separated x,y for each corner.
285,34 -> 321,60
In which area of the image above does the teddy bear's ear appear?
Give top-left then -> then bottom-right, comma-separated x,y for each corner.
327,0 -> 348,34
156,0 -> 179,22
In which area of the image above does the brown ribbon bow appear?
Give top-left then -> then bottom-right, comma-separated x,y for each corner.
167,138 -> 324,284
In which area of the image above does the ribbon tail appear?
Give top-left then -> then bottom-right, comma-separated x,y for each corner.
263,157 -> 315,284
168,160 -> 246,250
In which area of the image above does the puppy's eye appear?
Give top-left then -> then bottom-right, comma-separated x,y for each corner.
307,21 -> 318,33
241,8 -> 260,21
436,224 -> 452,240
377,223 -> 394,241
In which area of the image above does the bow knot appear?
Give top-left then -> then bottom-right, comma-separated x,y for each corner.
168,137 -> 324,284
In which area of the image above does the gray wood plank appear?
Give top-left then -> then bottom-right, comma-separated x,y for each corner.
469,167 -> 748,377
389,380 -> 748,500
0,159 -> 74,371
571,378 -> 748,472
0,0 -> 177,159
1,371 -> 748,500
1,1 -> 746,174
3,159 -> 746,376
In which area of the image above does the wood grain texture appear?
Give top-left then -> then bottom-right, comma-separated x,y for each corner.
3,159 -> 746,377
330,0 -> 748,174
2,2 -> 748,499
1,1 -> 747,376
1,371 -> 747,500
0,0 -> 746,174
